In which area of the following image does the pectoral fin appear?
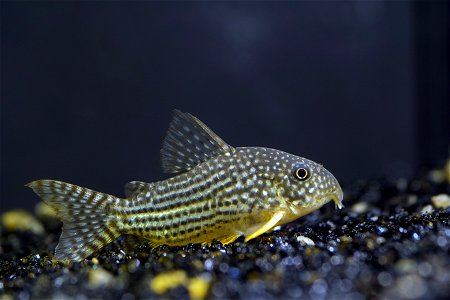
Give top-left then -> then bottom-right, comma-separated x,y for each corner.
244,211 -> 284,242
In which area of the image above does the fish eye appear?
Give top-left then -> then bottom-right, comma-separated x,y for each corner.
294,166 -> 310,181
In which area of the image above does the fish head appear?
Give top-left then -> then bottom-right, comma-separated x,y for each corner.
275,152 -> 343,217
242,147 -> 344,218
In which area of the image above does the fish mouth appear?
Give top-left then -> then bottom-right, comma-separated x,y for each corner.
287,189 -> 344,218
326,188 -> 344,210
282,185 -> 344,220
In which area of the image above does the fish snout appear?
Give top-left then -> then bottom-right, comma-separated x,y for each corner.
332,187 -> 344,209
320,170 -> 344,209
328,183 -> 344,209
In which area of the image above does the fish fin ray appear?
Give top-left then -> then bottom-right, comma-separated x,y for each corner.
116,234 -> 147,253
219,234 -> 240,245
161,110 -> 235,174
244,211 -> 284,242
26,180 -> 121,262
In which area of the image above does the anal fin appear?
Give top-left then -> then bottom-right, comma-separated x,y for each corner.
116,235 -> 146,253
244,211 -> 284,242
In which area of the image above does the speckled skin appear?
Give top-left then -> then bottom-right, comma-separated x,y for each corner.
119,147 -> 343,246
27,111 -> 343,262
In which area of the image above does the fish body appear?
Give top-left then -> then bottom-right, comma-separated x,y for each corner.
27,110 -> 343,262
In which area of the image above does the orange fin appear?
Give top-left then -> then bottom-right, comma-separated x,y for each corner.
200,235 -> 240,246
220,235 -> 240,245
244,211 -> 284,242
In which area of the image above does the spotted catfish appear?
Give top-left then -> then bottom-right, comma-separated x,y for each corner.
27,110 -> 343,262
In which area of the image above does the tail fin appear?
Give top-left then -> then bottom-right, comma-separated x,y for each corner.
26,180 -> 122,262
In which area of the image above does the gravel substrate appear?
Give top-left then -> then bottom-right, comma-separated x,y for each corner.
1,163 -> 449,300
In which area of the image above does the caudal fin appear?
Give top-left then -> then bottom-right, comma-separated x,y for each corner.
26,180 -> 122,262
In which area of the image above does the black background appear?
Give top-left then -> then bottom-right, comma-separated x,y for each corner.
1,1 -> 448,211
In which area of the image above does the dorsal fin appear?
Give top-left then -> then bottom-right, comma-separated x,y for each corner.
161,110 -> 235,174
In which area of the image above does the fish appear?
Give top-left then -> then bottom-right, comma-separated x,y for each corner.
27,110 -> 343,262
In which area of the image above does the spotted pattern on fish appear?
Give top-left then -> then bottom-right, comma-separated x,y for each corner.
27,110 -> 343,262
